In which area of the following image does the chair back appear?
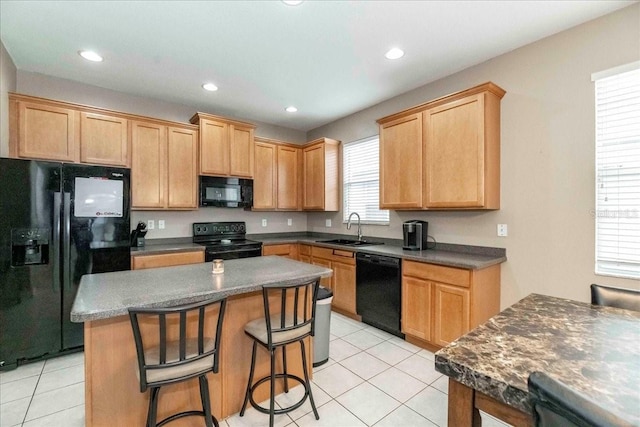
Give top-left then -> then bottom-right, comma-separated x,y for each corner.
262,278 -> 320,348
528,371 -> 634,427
590,284 -> 640,312
129,297 -> 227,391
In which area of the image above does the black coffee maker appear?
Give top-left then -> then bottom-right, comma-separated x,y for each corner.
130,221 -> 147,247
403,220 -> 429,250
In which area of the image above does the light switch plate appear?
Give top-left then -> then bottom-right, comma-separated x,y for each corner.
287,218 -> 292,226
147,220 -> 155,230
262,219 -> 267,227
497,224 -> 508,237
325,219 -> 332,227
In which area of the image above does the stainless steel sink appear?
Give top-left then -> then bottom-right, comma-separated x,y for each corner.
315,239 -> 383,247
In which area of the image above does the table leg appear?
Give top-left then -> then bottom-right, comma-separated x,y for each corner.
448,378 -> 482,427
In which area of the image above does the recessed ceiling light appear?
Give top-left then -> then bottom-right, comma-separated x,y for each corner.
385,48 -> 405,60
282,0 -> 303,5
285,106 -> 298,113
202,83 -> 218,92
78,50 -> 103,62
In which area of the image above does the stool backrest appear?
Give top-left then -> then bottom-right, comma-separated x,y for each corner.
129,297 -> 227,390
528,371 -> 634,427
262,278 -> 320,348
590,284 -> 640,312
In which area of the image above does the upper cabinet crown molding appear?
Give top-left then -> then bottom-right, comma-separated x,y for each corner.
378,82 -> 505,211
190,112 -> 256,178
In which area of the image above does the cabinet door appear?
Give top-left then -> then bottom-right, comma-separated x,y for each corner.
303,144 -> 325,210
200,119 -> 229,176
253,142 -> 277,209
424,94 -> 485,208
277,145 -> 300,210
80,112 -> 128,166
333,261 -> 356,314
131,121 -> 166,209
229,125 -> 254,178
401,277 -> 432,341
312,258 -> 332,290
167,127 -> 198,209
433,283 -> 470,347
379,113 -> 423,209
18,102 -> 78,161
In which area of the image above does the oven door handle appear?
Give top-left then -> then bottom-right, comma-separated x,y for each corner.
207,247 -> 262,255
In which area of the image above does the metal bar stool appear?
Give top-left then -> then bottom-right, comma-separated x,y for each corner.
129,297 -> 227,427
240,278 -> 320,427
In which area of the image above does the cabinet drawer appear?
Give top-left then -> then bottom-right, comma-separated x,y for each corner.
403,260 -> 470,287
311,246 -> 355,264
299,244 -> 311,256
131,251 -> 204,270
262,244 -> 293,256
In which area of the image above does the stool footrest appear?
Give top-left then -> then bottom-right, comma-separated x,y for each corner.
157,410 -> 219,427
248,373 -> 309,415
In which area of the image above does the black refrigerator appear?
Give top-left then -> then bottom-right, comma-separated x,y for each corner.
0,158 -> 131,369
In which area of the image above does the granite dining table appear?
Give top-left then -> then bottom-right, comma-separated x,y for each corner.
435,293 -> 640,426
71,256 -> 332,427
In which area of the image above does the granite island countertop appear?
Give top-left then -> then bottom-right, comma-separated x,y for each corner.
71,256 -> 332,322
435,293 -> 640,424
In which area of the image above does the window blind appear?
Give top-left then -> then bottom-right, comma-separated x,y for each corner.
594,65 -> 640,279
343,137 -> 389,224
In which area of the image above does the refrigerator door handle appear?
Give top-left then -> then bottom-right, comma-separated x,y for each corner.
63,192 -> 71,290
53,192 -> 62,292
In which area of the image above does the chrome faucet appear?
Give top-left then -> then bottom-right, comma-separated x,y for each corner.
347,212 -> 362,241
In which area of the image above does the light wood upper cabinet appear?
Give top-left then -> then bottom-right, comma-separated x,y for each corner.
277,145 -> 300,210
131,121 -> 198,210
253,140 -> 278,210
11,97 -> 79,162
303,138 -> 340,211
380,113 -> 423,209
80,112 -> 129,166
167,127 -> 198,209
190,113 -> 256,178
377,82 -> 505,210
253,137 -> 302,211
131,121 -> 166,209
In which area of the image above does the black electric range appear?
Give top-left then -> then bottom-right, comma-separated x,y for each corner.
193,222 -> 263,262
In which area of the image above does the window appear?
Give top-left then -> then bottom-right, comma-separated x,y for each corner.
593,62 -> 640,279
343,136 -> 389,224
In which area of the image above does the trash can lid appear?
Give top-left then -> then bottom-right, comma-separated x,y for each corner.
317,286 -> 333,300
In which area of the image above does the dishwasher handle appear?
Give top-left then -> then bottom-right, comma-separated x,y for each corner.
356,253 -> 400,268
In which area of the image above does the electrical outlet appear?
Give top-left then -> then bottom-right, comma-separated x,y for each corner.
262,219 -> 267,227
158,220 -> 165,229
325,219 -> 332,227
147,220 -> 155,230
497,224 -> 508,237
287,218 -> 292,226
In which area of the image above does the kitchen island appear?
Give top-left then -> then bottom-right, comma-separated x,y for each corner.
71,256 -> 332,427
435,293 -> 640,426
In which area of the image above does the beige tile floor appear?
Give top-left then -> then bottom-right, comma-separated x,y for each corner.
0,312 -> 511,426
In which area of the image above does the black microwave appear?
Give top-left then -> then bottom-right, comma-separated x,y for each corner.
199,176 -> 253,208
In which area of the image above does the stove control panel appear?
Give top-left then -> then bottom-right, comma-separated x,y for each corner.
193,222 -> 246,237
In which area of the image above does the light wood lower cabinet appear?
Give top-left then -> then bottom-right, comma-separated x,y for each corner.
311,246 -> 356,316
131,250 -> 204,270
298,244 -> 311,264
262,243 -> 298,260
401,260 -> 499,348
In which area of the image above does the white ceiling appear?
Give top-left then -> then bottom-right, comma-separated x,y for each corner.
0,1 -> 634,131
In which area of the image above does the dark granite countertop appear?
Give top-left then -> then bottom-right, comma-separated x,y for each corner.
435,293 -> 640,424
71,256 -> 332,322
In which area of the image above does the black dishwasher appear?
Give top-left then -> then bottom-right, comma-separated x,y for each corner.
356,253 -> 404,338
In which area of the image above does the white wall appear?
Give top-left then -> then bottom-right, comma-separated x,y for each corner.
0,39 -> 17,157
307,4 -> 640,306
